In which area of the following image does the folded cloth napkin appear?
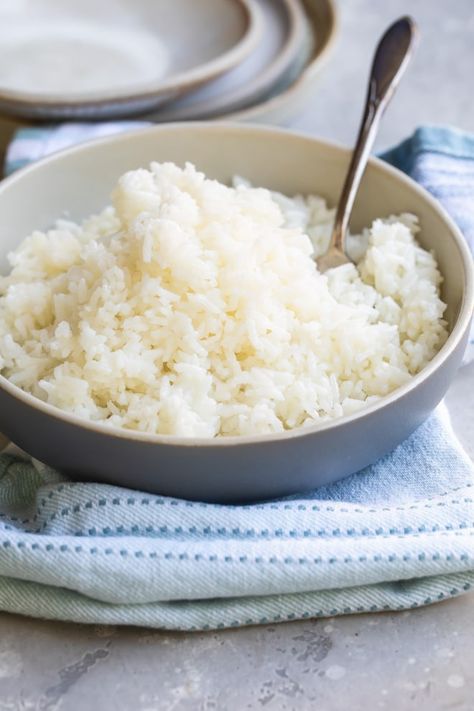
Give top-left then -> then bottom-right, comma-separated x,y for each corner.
0,124 -> 473,630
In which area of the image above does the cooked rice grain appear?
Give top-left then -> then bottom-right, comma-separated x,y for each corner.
0,162 -> 448,437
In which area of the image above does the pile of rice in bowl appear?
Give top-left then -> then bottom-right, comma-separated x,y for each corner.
0,162 -> 448,438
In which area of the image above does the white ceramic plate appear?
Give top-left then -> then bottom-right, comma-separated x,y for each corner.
0,0 -> 260,118
151,0 -> 310,121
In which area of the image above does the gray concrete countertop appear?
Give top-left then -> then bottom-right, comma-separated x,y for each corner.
294,0 -> 474,148
0,1 -> 473,709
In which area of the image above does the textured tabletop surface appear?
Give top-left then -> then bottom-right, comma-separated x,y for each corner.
1,1 -> 474,709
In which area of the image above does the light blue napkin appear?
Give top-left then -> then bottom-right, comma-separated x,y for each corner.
0,124 -> 473,630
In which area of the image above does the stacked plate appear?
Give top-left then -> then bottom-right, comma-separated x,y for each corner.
0,0 -> 337,125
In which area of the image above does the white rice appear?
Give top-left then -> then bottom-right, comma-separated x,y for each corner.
0,162 -> 448,437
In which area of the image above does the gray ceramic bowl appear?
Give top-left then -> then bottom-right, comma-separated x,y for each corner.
0,124 -> 472,502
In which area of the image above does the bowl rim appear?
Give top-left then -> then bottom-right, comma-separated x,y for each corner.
0,121 -> 472,448
0,0 -> 260,108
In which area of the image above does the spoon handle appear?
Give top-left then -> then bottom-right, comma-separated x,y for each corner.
331,16 -> 418,254
0,432 -> 9,453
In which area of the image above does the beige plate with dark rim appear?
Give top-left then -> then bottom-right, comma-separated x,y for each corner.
223,0 -> 338,124
150,0 -> 339,125
0,0 -> 260,120
147,0 -> 312,121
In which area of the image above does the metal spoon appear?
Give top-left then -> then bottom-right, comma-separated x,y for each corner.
316,16 -> 418,272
